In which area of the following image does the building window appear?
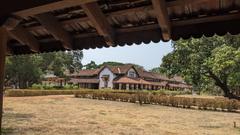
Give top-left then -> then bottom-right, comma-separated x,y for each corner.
128,71 -> 136,78
101,75 -> 109,88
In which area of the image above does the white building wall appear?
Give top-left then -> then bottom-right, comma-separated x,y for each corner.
127,68 -> 138,78
99,67 -> 116,89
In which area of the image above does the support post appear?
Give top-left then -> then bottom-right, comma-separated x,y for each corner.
126,84 -> 129,90
119,83 -> 122,90
0,27 -> 8,133
136,84 -> 139,90
131,84 -> 134,90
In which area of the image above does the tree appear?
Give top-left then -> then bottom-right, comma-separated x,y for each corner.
5,55 -> 42,88
69,51 -> 83,73
97,61 -> 124,68
84,61 -> 98,69
5,50 -> 83,88
150,67 -> 166,74
161,35 -> 240,99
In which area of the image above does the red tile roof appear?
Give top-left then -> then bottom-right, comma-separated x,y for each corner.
69,78 -> 99,84
113,76 -> 151,85
69,69 -> 101,77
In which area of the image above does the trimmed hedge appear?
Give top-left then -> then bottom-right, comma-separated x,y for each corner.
5,90 -> 78,97
4,89 -> 141,97
75,91 -> 240,113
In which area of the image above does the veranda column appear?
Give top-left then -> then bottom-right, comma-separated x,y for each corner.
144,85 -> 148,90
119,83 -> 122,90
126,84 -> 129,90
131,84 -> 134,90
148,85 -> 152,90
140,84 -> 143,90
136,84 -> 139,90
0,27 -> 8,133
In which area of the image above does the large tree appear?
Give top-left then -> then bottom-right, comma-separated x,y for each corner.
5,50 -> 83,88
161,34 -> 240,99
5,55 -> 42,89
84,61 -> 98,69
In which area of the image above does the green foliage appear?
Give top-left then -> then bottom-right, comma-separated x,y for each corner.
84,61 -> 98,69
97,61 -> 124,68
160,35 -> 240,98
74,90 -> 240,112
5,55 -> 43,89
150,67 -> 166,74
5,51 -> 83,89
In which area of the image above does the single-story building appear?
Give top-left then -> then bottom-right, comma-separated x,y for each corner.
68,64 -> 192,91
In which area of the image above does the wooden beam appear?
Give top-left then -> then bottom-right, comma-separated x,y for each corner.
26,6 -> 153,31
0,27 -> 8,134
172,13 -> 240,26
35,13 -> 73,49
152,0 -> 171,40
166,0 -> 209,7
14,0 -> 97,18
8,25 -> 39,52
81,2 -> 115,45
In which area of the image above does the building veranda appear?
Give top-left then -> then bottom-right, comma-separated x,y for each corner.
68,64 -> 192,91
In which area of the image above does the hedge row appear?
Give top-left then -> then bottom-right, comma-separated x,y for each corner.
5,90 -> 78,97
75,91 -> 240,112
4,89 -> 142,97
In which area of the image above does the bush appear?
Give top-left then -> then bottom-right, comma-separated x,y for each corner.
74,90 -> 240,112
5,89 -> 81,97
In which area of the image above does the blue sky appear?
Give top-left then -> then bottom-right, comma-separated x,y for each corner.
82,41 -> 173,70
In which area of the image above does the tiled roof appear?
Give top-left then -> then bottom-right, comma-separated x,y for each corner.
151,81 -> 168,87
108,64 -> 134,74
68,64 -> 187,85
113,76 -> 151,85
168,83 -> 192,89
4,0 -> 240,55
69,78 -> 99,84
69,69 -> 101,77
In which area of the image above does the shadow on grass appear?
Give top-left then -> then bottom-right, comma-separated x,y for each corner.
2,111 -> 36,134
1,127 -> 15,135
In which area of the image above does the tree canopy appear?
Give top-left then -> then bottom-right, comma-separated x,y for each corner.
160,34 -> 240,99
5,51 -> 83,89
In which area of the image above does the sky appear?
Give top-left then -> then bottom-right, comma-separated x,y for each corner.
82,41 -> 173,70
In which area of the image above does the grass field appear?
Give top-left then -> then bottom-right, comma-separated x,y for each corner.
3,95 -> 240,135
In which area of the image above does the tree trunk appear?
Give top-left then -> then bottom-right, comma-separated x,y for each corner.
208,71 -> 240,100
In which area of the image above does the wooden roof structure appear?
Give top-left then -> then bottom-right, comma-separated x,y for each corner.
0,0 -> 240,132
1,0 -> 240,55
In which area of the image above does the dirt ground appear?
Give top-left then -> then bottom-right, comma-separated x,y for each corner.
2,95 -> 240,135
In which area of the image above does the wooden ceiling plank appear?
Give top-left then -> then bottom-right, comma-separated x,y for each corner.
35,13 -> 73,49
8,25 -> 39,52
14,0 -> 97,18
167,0 -> 209,7
81,2 -> 115,46
152,0 -> 171,40
172,13 -> 240,26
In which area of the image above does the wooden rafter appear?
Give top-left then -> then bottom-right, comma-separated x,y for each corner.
35,13 -> 73,49
81,2 -> 115,45
8,25 -> 39,52
172,13 -> 240,26
152,0 -> 171,40
167,0 -> 209,7
14,0 -> 97,18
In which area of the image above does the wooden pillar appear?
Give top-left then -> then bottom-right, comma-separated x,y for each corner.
119,83 -> 122,90
136,84 -> 139,90
140,84 -> 143,90
126,84 -> 129,90
0,27 -> 8,133
144,85 -> 148,90
131,84 -> 134,90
